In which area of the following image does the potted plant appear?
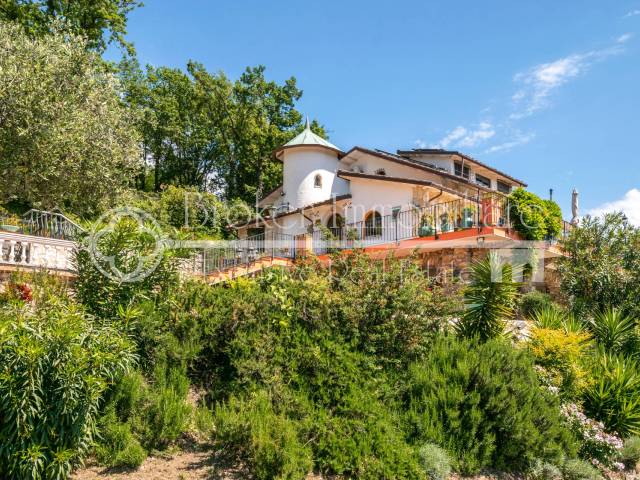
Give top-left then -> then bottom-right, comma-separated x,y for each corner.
418,213 -> 435,237
440,212 -> 453,232
461,207 -> 475,228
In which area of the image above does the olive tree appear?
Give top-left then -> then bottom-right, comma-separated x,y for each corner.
0,21 -> 141,215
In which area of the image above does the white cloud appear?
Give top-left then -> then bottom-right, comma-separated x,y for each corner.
510,43 -> 625,119
624,9 -> 640,17
617,33 -> 634,44
588,189 -> 640,226
484,132 -> 535,154
433,122 -> 495,149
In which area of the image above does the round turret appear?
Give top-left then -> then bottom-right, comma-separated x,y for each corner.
275,118 -> 349,209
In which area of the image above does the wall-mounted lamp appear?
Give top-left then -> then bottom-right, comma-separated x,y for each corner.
477,236 -> 486,247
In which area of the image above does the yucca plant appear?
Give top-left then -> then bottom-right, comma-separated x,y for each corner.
532,305 -> 586,335
589,308 -> 637,355
456,252 -> 521,341
532,305 -> 565,330
583,352 -> 640,436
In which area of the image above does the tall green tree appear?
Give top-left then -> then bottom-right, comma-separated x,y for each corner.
120,60 -> 324,203
0,0 -> 141,54
559,212 -> 640,318
0,21 -> 141,215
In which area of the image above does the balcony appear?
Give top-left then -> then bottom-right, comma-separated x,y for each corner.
312,195 -> 510,254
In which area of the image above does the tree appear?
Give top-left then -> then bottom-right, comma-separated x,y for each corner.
190,63 -> 317,202
120,60 -> 324,203
0,22 -> 141,216
0,0 -> 141,54
559,213 -> 640,318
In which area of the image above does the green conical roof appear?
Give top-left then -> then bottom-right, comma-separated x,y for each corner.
282,117 -> 340,151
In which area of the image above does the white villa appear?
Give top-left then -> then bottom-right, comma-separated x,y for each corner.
226,118 -> 569,286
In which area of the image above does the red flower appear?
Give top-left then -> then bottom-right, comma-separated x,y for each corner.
12,283 -> 33,302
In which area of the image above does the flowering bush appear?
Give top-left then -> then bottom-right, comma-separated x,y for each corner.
561,403 -> 624,470
0,282 -> 33,303
528,327 -> 591,399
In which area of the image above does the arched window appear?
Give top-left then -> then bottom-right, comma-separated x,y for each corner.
374,168 -> 386,176
314,174 -> 322,188
364,211 -> 382,238
326,213 -> 345,240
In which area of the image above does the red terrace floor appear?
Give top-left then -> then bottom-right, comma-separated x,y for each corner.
315,227 -> 528,263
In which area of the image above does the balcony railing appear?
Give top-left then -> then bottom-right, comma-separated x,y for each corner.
198,232 -> 298,276
0,209 -> 84,241
312,195 -> 510,254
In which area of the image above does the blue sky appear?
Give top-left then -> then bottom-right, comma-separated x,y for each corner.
115,0 -> 640,221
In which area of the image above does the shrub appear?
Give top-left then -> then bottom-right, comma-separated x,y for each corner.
310,388 -> 423,479
508,188 -> 555,240
561,458 -> 603,480
520,291 -> 554,319
95,366 -> 193,463
331,251 -> 458,365
543,199 -> 564,240
455,252 -> 520,341
94,410 -> 147,469
143,367 -> 192,449
583,353 -> 640,436
0,293 -> 136,479
526,458 -> 563,480
620,436 -> 640,469
213,390 -> 313,480
75,216 -> 179,319
528,327 -> 591,398
406,336 -> 575,474
418,443 -> 452,480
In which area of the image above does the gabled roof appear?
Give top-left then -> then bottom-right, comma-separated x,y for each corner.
341,147 -> 495,193
396,148 -> 526,187
274,117 -> 344,160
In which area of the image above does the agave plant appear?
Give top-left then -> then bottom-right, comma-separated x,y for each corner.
456,251 -> 521,341
589,308 -> 637,355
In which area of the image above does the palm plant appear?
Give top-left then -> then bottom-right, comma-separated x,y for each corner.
589,308 -> 637,355
456,251 -> 521,341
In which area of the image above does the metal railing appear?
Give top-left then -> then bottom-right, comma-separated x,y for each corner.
199,232 -> 297,276
0,209 -> 84,241
21,209 -> 84,240
312,194 -> 510,254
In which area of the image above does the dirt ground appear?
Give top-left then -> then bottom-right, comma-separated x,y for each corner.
71,449 -> 247,480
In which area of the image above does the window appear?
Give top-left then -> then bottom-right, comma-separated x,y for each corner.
364,211 -> 382,237
313,174 -> 322,188
454,161 -> 470,179
326,213 -> 345,239
497,180 -> 511,194
326,213 -> 345,229
374,168 -> 386,175
475,173 -> 491,188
